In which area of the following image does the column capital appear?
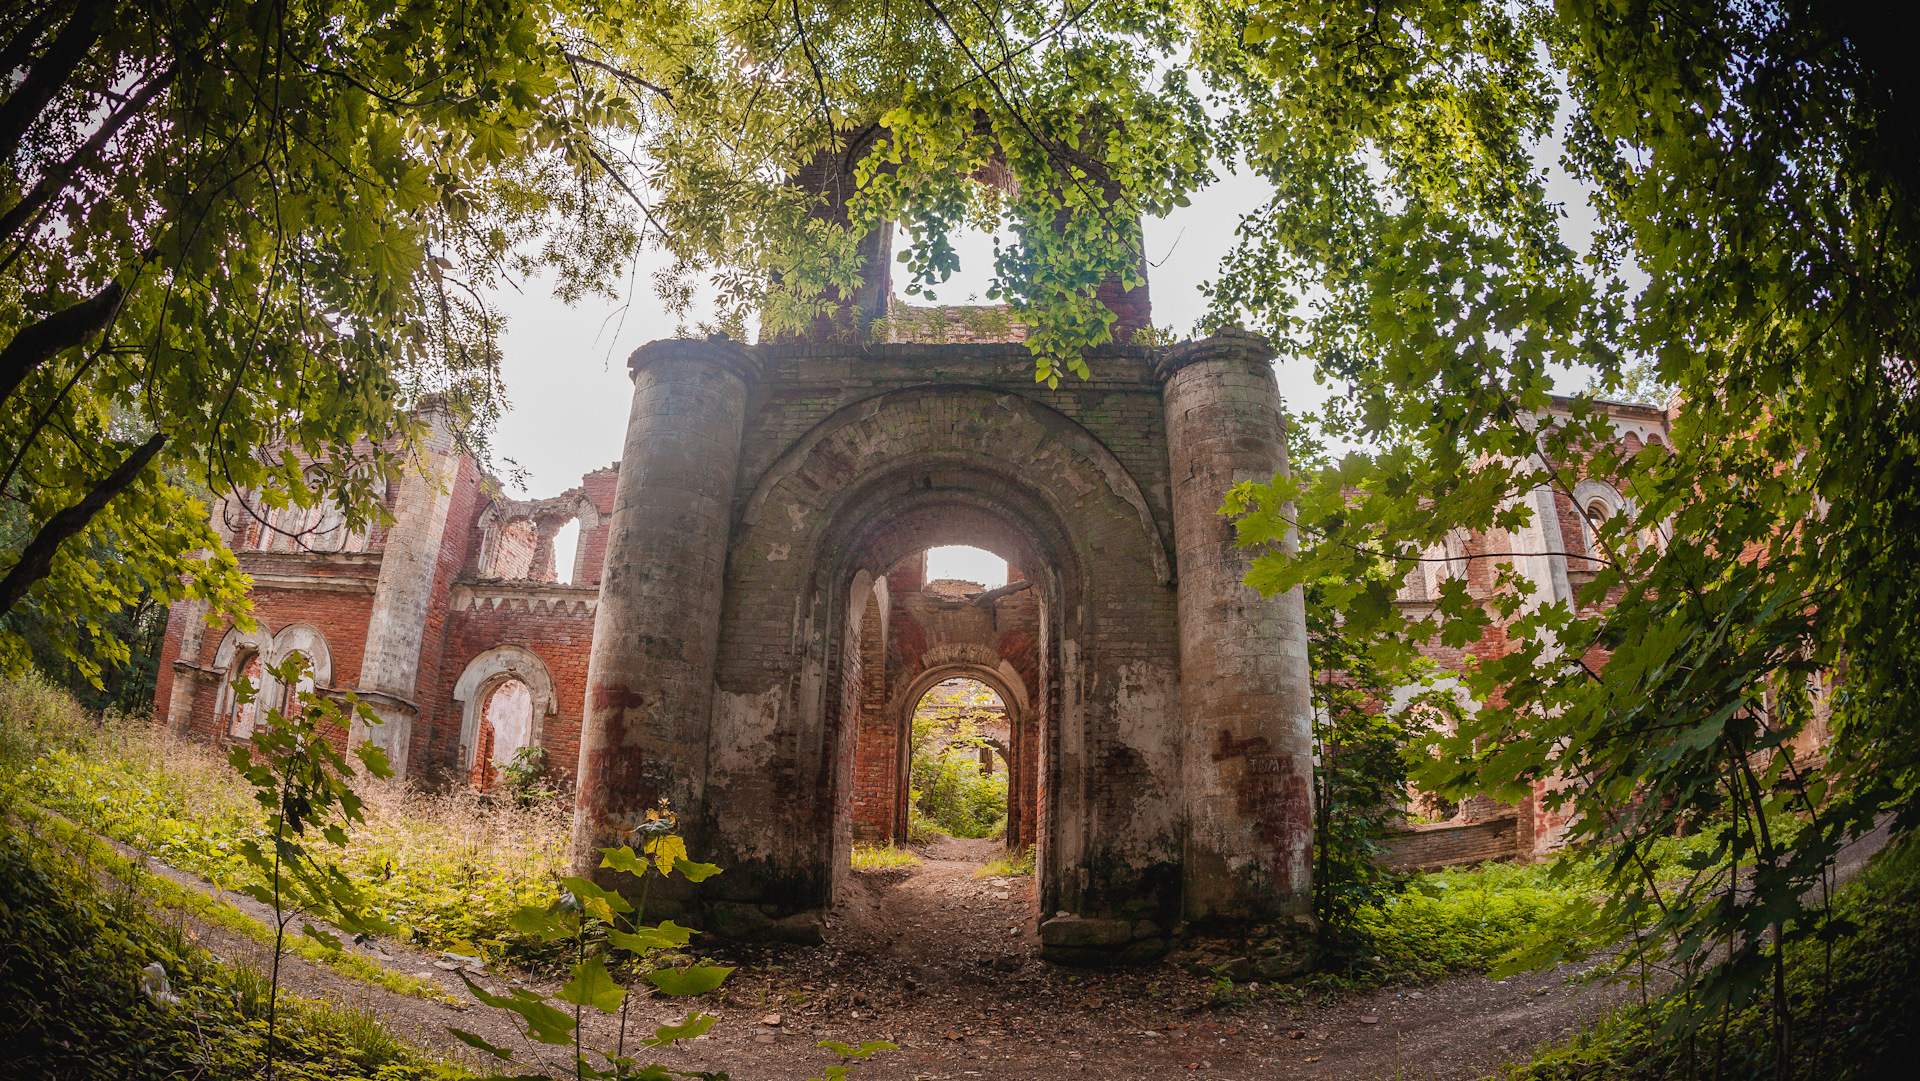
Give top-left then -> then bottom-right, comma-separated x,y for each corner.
1152,325 -> 1276,385
627,335 -> 763,385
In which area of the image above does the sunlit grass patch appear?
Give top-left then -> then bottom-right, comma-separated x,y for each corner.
977,847 -> 1035,877
1,675 -> 573,971
851,842 -> 920,871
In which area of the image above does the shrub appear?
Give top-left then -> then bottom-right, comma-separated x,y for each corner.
910,746 -> 1007,839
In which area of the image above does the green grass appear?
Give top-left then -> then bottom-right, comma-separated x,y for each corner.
977,846 -> 1036,877
0,804 -> 471,1080
850,841 -> 921,871
16,801 -> 452,1001
1,674 -> 573,971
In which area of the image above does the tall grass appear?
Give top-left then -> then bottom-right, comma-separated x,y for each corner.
0,674 -> 573,969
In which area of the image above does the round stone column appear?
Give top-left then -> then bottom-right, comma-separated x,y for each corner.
1159,327 -> 1314,922
573,337 -> 758,881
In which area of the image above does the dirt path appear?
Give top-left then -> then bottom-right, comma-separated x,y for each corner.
106,830 -> 1652,1080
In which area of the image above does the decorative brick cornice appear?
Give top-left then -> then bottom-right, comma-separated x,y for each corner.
1151,325 -> 1277,385
450,580 -> 600,616
626,334 -> 763,385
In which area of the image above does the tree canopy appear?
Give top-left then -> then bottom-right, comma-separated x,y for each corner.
0,0 -> 1211,675
7,3 -> 1919,1049
1209,0 -> 1920,1046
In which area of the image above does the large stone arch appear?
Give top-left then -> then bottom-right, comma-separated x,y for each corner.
705,385 -> 1183,918
577,332 -> 1311,947
739,386 -> 1173,585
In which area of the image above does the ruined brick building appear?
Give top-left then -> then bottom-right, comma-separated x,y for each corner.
1380,394 -> 1682,871
154,308 -> 1320,954
152,404 -> 621,791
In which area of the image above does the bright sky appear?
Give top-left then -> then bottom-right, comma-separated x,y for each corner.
925,545 -> 1007,587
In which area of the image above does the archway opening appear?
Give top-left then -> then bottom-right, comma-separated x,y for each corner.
471,678 -> 535,790
841,535 -> 1047,902
908,677 -> 1009,841
226,652 -> 264,739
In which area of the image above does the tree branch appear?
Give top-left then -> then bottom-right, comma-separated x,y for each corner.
0,279 -> 123,406
0,429 -> 168,618
0,63 -> 176,251
0,0 -> 106,165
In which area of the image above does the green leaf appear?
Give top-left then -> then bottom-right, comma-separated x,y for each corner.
642,1012 -> 717,1046
645,965 -> 733,997
354,740 -> 394,780
460,973 -> 577,1045
557,955 -> 625,1014
600,845 -> 650,878
448,1026 -> 515,1060
508,904 -> 579,942
646,835 -> 689,877
300,923 -> 344,953
609,919 -> 694,953
672,858 -> 723,882
559,875 -> 633,922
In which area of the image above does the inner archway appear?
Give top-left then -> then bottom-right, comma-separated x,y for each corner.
906,677 -> 1011,842
835,533 -> 1049,909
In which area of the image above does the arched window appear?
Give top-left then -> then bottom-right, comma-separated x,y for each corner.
453,645 -> 557,787
277,651 -> 316,715
1573,480 -> 1629,561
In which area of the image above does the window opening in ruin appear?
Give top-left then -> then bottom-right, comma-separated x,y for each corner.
891,221 -> 1011,309
550,518 -> 580,584
908,678 -> 1010,841
492,518 -> 540,579
924,545 -> 1006,588
226,652 -> 264,739
471,678 -> 535,790
278,651 -> 316,715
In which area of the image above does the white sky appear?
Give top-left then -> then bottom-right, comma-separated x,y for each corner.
925,545 -> 1008,587
483,119 -> 1613,505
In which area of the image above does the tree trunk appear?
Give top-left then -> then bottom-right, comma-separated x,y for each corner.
0,279 -> 123,405
0,429 -> 167,617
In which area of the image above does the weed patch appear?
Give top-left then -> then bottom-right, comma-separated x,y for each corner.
977,847 -> 1035,877
2,676 -> 572,971
851,842 -> 920,871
